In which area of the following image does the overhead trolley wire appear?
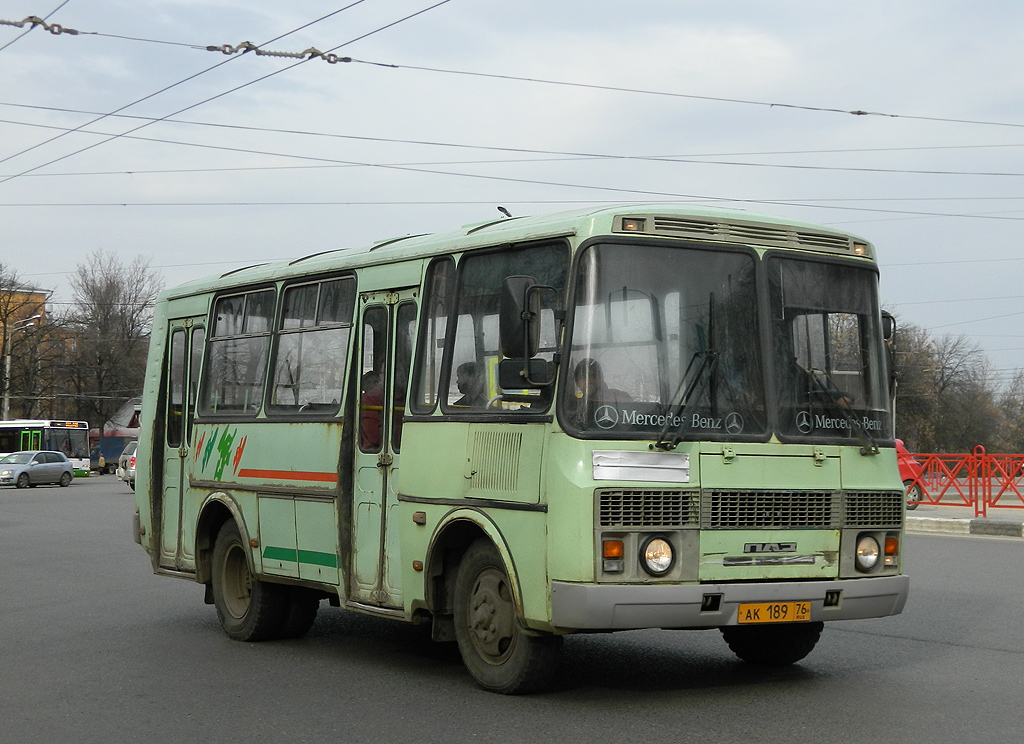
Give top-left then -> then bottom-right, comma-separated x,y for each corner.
7,10 -> 1024,133
0,0 -> 461,185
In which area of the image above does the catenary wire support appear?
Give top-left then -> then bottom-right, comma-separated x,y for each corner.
0,15 -> 79,35
205,41 -> 352,64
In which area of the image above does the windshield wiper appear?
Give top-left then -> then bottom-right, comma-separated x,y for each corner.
653,349 -> 719,451
807,367 -> 879,455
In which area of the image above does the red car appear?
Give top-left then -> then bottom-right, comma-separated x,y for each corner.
896,439 -> 924,510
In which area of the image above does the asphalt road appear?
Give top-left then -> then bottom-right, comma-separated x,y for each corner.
1,476 -> 1022,744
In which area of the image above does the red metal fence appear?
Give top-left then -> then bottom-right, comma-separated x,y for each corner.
906,446 -> 1024,518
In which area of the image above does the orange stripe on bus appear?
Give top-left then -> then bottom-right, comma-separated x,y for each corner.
236,469 -> 338,483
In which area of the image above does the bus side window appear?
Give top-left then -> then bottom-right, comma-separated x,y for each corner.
411,258 -> 454,414
167,329 -> 186,448
445,243 -> 567,413
360,307 -> 388,453
391,302 -> 417,451
199,289 -> 275,415
187,326 -> 205,443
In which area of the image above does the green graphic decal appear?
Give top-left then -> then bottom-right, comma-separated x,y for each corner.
201,428 -> 219,471
213,427 -> 237,480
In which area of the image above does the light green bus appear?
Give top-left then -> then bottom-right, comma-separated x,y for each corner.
134,204 -> 908,693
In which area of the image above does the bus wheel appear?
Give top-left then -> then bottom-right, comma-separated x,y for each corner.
59,472 -> 72,487
211,520 -> 287,641
277,588 -> 320,639
904,481 -> 922,511
721,621 -> 823,666
453,539 -> 562,694
16,473 -> 29,489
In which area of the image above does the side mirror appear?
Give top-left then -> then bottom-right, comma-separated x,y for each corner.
498,358 -> 555,389
881,310 -> 897,396
500,275 -> 540,359
881,311 -> 896,342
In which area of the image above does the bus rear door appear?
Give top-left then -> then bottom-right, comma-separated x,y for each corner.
158,318 -> 205,572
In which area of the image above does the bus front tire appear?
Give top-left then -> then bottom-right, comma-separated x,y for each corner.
211,521 -> 287,641
721,621 -> 823,666
453,539 -> 562,694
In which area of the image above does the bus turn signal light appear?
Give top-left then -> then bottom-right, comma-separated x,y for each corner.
603,540 -> 624,558
602,539 -> 624,573
884,535 -> 899,567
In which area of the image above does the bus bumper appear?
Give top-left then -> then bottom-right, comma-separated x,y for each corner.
549,574 -> 909,631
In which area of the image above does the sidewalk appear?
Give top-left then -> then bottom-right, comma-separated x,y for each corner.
905,502 -> 1024,538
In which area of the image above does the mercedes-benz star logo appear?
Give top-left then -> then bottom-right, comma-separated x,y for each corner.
594,405 -> 619,429
796,410 -> 813,434
725,412 -> 744,435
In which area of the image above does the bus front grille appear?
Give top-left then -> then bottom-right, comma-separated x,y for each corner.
597,489 -> 905,530
844,491 -> 904,528
702,490 -> 840,529
598,489 -> 699,528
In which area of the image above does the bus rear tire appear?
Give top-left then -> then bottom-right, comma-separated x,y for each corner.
721,621 -> 823,666
277,588 -> 320,639
453,539 -> 562,694
211,520 -> 287,641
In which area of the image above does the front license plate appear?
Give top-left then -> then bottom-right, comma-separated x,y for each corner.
737,601 -> 811,624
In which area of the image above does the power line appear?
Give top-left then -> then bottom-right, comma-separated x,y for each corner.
7,101 -> 1024,180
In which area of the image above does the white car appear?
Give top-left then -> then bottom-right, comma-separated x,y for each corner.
116,441 -> 137,490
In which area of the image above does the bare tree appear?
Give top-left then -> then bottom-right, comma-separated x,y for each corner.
1,263 -> 54,419
58,251 -> 163,430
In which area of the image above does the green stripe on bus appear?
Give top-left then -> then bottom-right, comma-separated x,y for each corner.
263,546 -> 339,569
297,550 -> 339,568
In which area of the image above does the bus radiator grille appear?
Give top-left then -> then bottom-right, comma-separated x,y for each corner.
843,491 -> 904,528
598,489 -> 699,528
702,490 -> 840,529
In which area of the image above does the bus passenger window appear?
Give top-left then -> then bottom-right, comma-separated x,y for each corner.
199,288 -> 275,416
269,277 -> 354,415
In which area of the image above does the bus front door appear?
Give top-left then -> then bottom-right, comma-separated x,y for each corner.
351,290 -> 418,608
158,318 -> 205,572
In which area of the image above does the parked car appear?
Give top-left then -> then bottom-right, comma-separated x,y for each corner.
0,450 -> 75,488
896,439 -> 924,510
116,441 -> 137,490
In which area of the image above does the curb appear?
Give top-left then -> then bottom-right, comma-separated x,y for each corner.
906,516 -> 1024,538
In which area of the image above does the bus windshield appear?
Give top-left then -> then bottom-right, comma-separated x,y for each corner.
562,242 -> 766,440
561,243 -> 892,444
769,257 -> 892,443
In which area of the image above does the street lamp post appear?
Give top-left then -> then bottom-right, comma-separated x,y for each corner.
2,314 -> 42,420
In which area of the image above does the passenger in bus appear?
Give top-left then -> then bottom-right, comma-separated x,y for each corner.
452,362 -> 487,408
360,370 -> 384,450
570,358 -> 631,426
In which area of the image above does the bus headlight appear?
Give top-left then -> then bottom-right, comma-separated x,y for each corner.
640,536 -> 674,576
855,535 -> 881,571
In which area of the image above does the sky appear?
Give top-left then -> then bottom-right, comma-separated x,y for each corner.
3,0 -> 1024,386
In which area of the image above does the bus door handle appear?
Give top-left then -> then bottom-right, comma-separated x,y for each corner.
377,453 -> 393,469
178,446 -> 188,459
